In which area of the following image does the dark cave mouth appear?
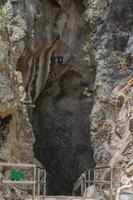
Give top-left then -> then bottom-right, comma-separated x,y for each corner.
34,140 -> 95,195
32,51 -> 96,196
33,72 -> 96,195
31,66 -> 96,195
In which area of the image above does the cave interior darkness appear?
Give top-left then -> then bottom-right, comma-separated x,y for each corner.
32,69 -> 96,195
33,113 -> 95,196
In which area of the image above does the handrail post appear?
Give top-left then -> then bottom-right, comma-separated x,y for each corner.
110,167 -> 113,200
44,170 -> 46,196
84,172 -> 86,195
81,173 -> 86,196
33,165 -> 36,200
94,169 -> 96,188
81,174 -> 84,196
88,170 -> 90,187
99,168 -> 102,191
37,168 -> 40,196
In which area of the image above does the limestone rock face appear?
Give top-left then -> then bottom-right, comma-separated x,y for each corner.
0,54 -> 34,163
87,0 -> 133,189
0,41 -> 34,198
116,185 -> 133,200
2,0 -> 133,197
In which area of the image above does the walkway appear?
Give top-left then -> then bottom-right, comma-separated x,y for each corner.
0,162 -> 114,200
26,196 -> 96,200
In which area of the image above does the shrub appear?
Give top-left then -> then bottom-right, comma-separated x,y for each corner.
83,38 -> 93,54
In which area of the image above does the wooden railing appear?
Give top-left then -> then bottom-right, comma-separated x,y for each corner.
0,162 -> 46,200
72,166 -> 113,200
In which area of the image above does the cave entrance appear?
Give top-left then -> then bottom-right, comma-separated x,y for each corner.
34,124 -> 95,196
33,88 -> 95,195
31,66 -> 96,195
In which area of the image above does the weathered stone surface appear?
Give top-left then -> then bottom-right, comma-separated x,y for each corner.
116,186 -> 133,200
0,53 -> 34,163
83,185 -> 109,200
83,185 -> 99,199
1,0 -> 133,198
85,0 -> 133,197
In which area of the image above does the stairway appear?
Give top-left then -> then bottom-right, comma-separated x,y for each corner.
26,196 -> 96,200
0,163 -> 111,200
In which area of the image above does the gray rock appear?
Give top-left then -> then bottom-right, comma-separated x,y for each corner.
116,186 -> 133,200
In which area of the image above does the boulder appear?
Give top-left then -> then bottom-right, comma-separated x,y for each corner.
116,185 -> 133,200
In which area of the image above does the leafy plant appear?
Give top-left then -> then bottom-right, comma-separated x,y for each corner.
83,38 -> 93,54
124,95 -> 131,104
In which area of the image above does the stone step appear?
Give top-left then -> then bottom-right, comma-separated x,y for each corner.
26,196 -> 96,200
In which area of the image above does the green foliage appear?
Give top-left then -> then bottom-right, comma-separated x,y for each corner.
0,4 -> 7,31
124,95 -> 131,104
10,170 -> 25,181
83,38 -> 93,54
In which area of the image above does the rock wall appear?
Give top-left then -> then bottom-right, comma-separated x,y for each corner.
0,47 -> 34,163
85,0 -> 133,190
1,0 -> 133,198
